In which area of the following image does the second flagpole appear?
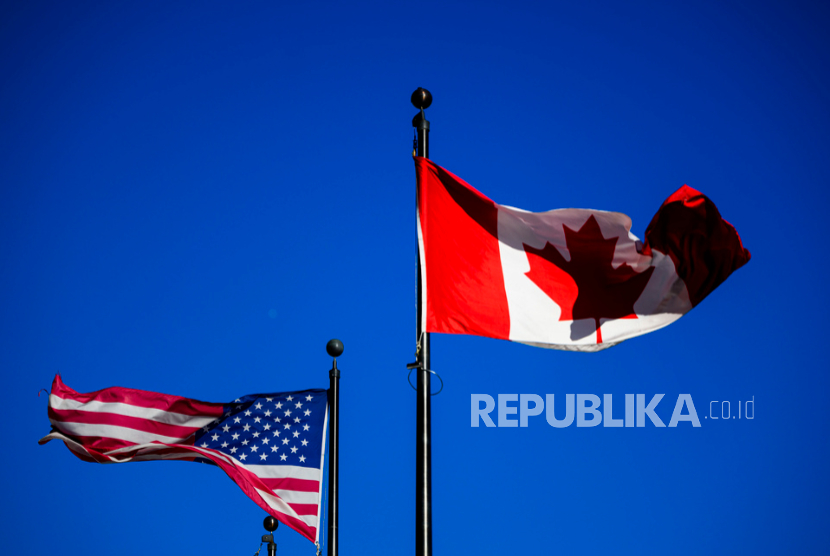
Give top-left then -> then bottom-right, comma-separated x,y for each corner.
411,87 -> 432,556
327,339 -> 342,556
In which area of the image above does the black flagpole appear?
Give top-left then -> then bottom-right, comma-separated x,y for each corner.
326,339 -> 343,556
411,87 -> 432,556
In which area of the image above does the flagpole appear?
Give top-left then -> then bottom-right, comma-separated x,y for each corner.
411,87 -> 432,556
262,517 -> 278,556
327,339 -> 343,556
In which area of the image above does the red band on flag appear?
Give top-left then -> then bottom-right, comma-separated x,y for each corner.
643,185 -> 751,307
416,157 -> 510,339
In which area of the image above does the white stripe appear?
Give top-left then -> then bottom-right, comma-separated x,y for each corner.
272,489 -> 320,505
50,420 -> 183,445
244,464 -> 322,481
256,488 -> 319,526
39,431 -> 115,462
50,394 -> 216,428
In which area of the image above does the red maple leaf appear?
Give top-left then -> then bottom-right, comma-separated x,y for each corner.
523,215 -> 655,343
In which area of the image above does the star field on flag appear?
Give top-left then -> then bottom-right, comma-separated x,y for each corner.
194,391 -> 326,469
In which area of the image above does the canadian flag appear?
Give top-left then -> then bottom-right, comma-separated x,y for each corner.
415,157 -> 750,351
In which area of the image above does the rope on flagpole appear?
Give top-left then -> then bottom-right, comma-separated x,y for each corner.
410,333 -> 441,394
406,366 -> 443,396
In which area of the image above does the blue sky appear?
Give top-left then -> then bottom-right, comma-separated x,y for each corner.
3,1 -> 829,554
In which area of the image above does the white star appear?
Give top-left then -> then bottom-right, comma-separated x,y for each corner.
254,416 -> 261,423
255,403 -> 262,410
271,445 -> 278,452
242,439 -> 249,446
282,438 -> 289,445
304,409 -> 311,416
232,433 -> 240,440
263,424 -> 271,431
294,417 -> 301,423
201,442 -> 208,448
284,423 -> 291,430
224,411 -> 231,416
305,395 -> 313,401
264,410 -> 271,417
299,455 -> 306,463
221,442 -> 229,448
245,410 -> 252,416
266,397 -> 273,402
303,424 -> 310,431
295,401 -> 302,409
222,425 -> 230,432
251,445 -> 258,452
202,426 -> 209,432
234,398 -> 241,402
260,453 -> 268,461
290,446 -> 298,453
273,430 -> 280,437
243,424 -> 251,431
275,402 -> 283,409
280,454 -> 288,461
287,396 -> 294,401
262,437 -> 269,444
211,434 -> 219,441
275,417 -> 281,423
230,447 -> 238,453
234,417 -> 241,424
301,439 -> 308,446
240,453 -> 247,460
253,431 -> 260,438
292,431 -> 300,438
284,409 -> 292,417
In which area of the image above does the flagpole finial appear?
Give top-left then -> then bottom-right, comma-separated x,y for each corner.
411,87 -> 432,110
263,516 -> 279,532
326,339 -> 344,358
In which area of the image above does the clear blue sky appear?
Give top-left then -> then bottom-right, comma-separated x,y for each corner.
3,1 -> 829,554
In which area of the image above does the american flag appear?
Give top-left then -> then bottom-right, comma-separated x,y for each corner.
39,375 -> 328,543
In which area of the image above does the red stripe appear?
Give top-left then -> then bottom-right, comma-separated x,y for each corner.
49,407 -> 202,440
51,375 -> 225,417
64,441 -> 101,463
65,442 -> 204,464
416,157 -> 510,339
284,503 -> 320,516
51,431 -> 138,453
260,477 -> 320,492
